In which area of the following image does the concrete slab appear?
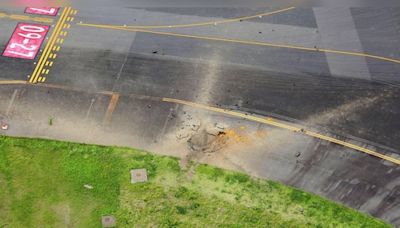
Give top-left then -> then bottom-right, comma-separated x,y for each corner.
314,7 -> 371,80
130,169 -> 148,183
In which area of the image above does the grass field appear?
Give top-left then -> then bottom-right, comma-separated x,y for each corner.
0,136 -> 390,227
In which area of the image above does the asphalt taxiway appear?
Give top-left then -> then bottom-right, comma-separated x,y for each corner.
1,6 -> 400,225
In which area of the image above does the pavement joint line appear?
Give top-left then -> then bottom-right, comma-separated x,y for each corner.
78,23 -> 400,65
29,7 -> 73,83
0,12 -> 53,23
1,79 -> 399,165
103,93 -> 120,126
124,7 -> 295,29
85,98 -> 96,120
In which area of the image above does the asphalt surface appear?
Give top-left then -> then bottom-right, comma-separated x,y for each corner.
1,6 -> 400,225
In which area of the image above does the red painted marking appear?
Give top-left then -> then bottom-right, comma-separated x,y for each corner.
2,23 -> 49,60
25,7 -> 59,16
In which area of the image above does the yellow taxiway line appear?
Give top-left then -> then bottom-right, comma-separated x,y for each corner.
124,7 -> 296,29
0,80 -> 27,85
29,7 -> 71,83
78,23 -> 400,65
29,7 -> 77,83
0,12 -> 53,23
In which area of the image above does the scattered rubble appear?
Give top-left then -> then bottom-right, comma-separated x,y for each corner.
215,122 -> 228,130
188,129 -> 222,152
176,112 -> 248,154
176,129 -> 190,139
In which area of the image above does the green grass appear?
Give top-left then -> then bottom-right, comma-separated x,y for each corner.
0,136 -> 390,227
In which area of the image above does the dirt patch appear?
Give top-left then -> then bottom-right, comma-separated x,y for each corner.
187,125 -> 249,153
52,203 -> 71,226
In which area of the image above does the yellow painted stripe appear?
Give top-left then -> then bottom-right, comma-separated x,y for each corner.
162,98 -> 302,132
34,17 -> 53,23
10,14 -> 30,20
0,80 -> 27,85
33,7 -> 71,81
162,97 -> 400,165
63,23 -> 72,29
29,7 -> 70,83
0,13 -> 52,23
125,7 -> 295,29
305,131 -> 400,165
30,7 -> 71,83
79,23 -> 400,65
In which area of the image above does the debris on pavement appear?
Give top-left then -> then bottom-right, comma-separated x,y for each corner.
1,123 -> 8,130
176,130 -> 190,140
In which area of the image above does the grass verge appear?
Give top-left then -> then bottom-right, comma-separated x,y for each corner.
0,136 -> 390,227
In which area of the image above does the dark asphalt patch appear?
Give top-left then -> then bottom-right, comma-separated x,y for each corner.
351,7 -> 400,85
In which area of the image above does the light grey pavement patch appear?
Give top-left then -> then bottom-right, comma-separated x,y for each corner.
314,7 -> 371,80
